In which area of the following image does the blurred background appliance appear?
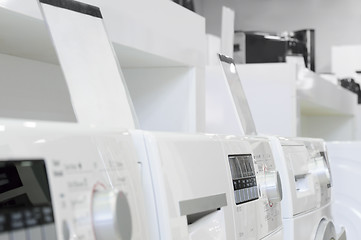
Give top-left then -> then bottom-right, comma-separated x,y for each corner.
339,77 -> 361,104
234,29 -> 315,71
172,0 -> 195,12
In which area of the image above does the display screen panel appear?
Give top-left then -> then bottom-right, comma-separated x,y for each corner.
0,160 -> 55,233
228,154 -> 258,205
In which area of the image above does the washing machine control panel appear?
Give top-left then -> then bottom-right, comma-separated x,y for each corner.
0,122 -> 148,240
229,154 -> 259,205
250,140 -> 283,239
222,137 -> 283,240
0,160 -> 56,239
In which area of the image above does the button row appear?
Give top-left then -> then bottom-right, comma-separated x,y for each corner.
233,177 -> 257,191
0,223 -> 56,240
234,186 -> 259,204
0,206 -> 54,233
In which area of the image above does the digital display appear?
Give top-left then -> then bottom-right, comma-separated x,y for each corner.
228,154 -> 258,205
229,155 -> 256,179
0,160 -> 55,233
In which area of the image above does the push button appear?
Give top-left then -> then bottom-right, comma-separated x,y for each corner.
42,223 -> 57,239
0,233 -> 9,240
10,212 -> 24,230
234,191 -> 239,204
240,189 -> 245,202
237,190 -> 242,203
42,207 -> 54,224
0,214 -> 7,232
233,181 -> 237,190
28,226 -> 42,240
254,187 -> 258,198
10,229 -> 26,240
24,210 -> 40,228
245,188 -> 250,201
249,187 -> 253,199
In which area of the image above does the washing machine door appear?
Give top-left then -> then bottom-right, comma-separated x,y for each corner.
315,219 -> 337,240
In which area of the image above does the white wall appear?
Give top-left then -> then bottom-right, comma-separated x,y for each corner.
205,63 -> 297,137
301,115 -> 356,141
195,0 -> 361,73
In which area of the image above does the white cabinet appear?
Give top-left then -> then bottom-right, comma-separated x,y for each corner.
0,0 -> 206,132
297,69 -> 358,141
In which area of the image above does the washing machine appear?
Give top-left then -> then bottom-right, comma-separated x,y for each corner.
205,54 -> 346,239
131,130 -> 284,240
0,119 -> 150,240
268,136 -> 346,240
327,142 -> 359,240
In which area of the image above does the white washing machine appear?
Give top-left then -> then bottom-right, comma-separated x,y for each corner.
0,119 -> 150,240
268,137 -> 346,240
327,142 -> 360,240
131,131 -> 284,240
205,54 -> 346,240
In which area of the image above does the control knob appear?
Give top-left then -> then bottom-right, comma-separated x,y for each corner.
92,189 -> 132,240
262,171 -> 282,204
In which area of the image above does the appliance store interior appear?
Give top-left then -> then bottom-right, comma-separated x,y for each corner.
0,0 -> 359,239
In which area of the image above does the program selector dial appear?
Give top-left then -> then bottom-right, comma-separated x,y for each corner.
262,171 -> 283,204
92,189 -> 133,240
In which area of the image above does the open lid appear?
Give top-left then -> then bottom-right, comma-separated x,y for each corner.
218,54 -> 257,135
37,0 -> 138,129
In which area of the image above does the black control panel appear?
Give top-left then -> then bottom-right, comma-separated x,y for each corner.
228,155 -> 259,205
0,160 -> 56,238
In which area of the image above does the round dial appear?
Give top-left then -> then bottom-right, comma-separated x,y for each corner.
262,170 -> 282,204
92,189 -> 133,240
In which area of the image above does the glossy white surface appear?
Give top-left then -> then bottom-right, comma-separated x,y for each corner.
132,131 -> 233,240
40,2 -> 136,129
0,119 -> 150,239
